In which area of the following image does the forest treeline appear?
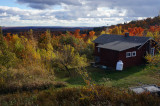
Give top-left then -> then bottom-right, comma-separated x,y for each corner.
94,16 -> 160,36
116,16 -> 160,29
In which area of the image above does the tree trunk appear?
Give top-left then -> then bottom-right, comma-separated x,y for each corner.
64,65 -> 71,76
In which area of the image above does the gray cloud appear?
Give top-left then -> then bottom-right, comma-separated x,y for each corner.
28,4 -> 51,10
17,0 -> 82,5
0,6 -> 56,21
16,0 -> 160,19
17,0 -> 82,9
0,6 -> 127,26
1,0 -> 160,26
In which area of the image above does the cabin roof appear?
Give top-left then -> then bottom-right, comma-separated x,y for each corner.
93,34 -> 152,51
97,41 -> 141,51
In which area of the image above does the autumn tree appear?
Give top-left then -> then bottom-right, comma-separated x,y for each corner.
6,33 -> 12,41
127,27 -> 144,36
54,45 -> 87,76
28,29 -> 37,49
38,30 -> 53,51
81,34 -> 87,38
59,33 -> 80,49
51,35 -> 60,50
28,29 -> 34,40
0,27 -> 7,52
9,34 -> 25,59
38,30 -> 55,69
0,27 -> 17,69
89,31 -> 95,38
109,26 -> 122,35
0,49 -> 17,69
74,29 -> 80,38
100,30 -> 106,35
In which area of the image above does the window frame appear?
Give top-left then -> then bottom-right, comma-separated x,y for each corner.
132,51 -> 136,57
126,52 -> 131,58
150,48 -> 155,56
95,56 -> 100,62
98,48 -> 100,53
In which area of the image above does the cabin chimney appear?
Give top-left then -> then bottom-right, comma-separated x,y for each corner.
125,32 -> 129,37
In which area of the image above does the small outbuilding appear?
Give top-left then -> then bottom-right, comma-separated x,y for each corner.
93,33 -> 157,69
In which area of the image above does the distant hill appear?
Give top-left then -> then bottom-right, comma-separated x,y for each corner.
2,26 -> 94,34
2,26 -> 94,30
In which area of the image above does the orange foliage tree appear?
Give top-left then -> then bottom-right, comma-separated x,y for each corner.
127,27 -> 144,36
89,31 -> 95,38
74,29 -> 81,38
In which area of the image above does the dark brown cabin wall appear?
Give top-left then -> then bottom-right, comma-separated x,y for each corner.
118,43 -> 149,68
94,40 -> 156,69
99,48 -> 119,68
118,48 -> 141,68
94,43 -> 149,68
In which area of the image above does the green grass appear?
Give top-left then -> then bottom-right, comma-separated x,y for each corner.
54,69 -> 85,87
0,65 -> 160,105
55,65 -> 160,88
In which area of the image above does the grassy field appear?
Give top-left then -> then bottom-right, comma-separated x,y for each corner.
0,65 -> 160,105
55,65 -> 160,88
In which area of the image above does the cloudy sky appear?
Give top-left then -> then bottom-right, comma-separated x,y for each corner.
0,0 -> 160,26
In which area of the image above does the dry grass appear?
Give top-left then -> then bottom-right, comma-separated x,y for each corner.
0,64 -> 60,94
0,85 -> 160,106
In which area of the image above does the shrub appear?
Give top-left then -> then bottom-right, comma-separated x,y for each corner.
53,81 -> 68,88
0,64 -> 55,94
35,86 -> 160,106
54,45 -> 88,76
1,85 -> 160,105
0,50 -> 18,69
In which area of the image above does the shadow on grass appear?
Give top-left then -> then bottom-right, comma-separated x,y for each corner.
87,65 -> 146,83
54,69 -> 86,86
65,76 -> 86,86
54,65 -> 146,86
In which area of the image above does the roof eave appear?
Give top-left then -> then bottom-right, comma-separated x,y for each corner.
137,37 -> 153,50
97,45 -> 141,52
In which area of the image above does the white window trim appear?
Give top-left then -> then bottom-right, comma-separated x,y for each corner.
132,51 -> 136,57
126,52 -> 131,58
98,48 -> 100,53
151,48 -> 155,56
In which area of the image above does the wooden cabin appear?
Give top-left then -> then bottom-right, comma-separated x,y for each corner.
93,33 -> 157,69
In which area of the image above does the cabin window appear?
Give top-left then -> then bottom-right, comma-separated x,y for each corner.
126,52 -> 131,58
151,48 -> 155,56
95,56 -> 100,62
132,51 -> 136,57
98,48 -> 100,53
